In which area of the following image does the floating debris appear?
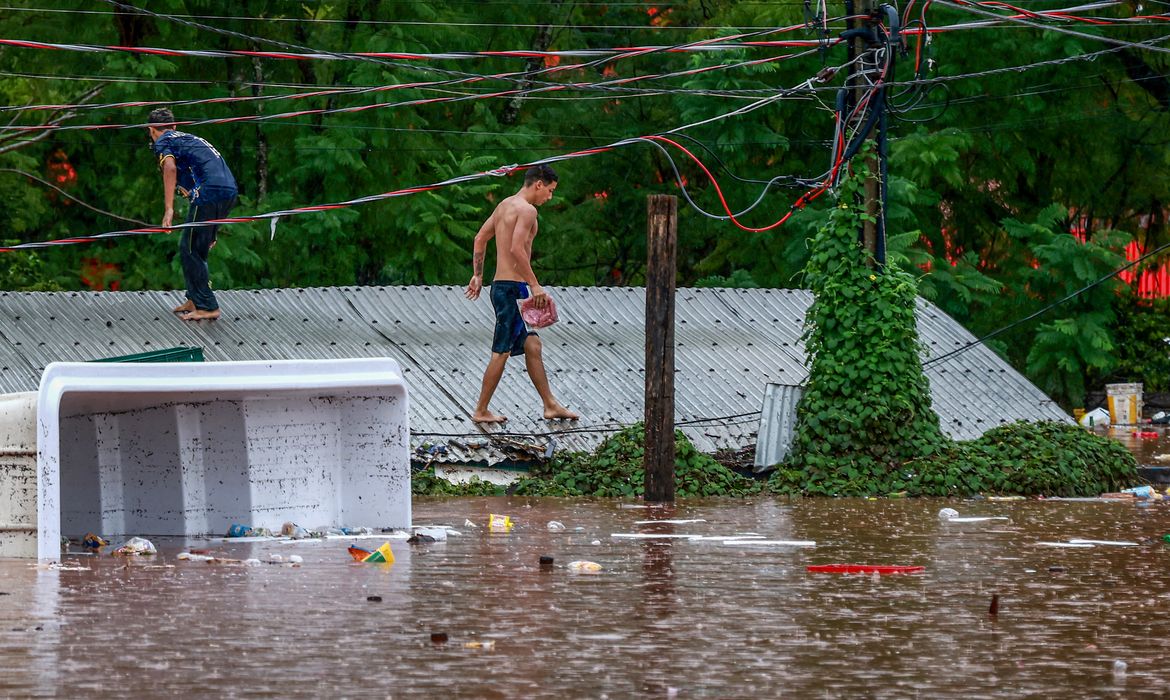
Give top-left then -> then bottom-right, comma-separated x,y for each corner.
720,539 -> 816,547
611,533 -> 699,540
807,564 -> 925,575
488,514 -> 514,532
567,560 -> 603,573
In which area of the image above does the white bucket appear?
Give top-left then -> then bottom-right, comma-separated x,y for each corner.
1106,383 -> 1143,426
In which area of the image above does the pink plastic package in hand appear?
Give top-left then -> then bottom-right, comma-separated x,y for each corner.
520,294 -> 559,329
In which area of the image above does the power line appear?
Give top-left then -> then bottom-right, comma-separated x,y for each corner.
0,44 -> 824,119
0,33 -> 828,63
11,29 -> 1155,132
0,168 -> 151,226
881,32 -> 1170,89
0,46 -> 824,133
0,5 -> 810,30
100,0 -> 819,96
934,0 -> 1170,54
0,59 -> 835,252
923,239 -> 1170,369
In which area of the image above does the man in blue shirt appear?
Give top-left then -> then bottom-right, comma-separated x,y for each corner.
147,108 -> 238,321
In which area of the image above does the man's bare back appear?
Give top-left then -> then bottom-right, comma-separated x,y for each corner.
484,193 -> 537,285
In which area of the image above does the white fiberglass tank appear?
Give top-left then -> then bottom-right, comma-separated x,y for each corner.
37,358 -> 410,561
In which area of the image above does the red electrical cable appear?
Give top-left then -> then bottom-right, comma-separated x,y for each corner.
645,135 -> 834,233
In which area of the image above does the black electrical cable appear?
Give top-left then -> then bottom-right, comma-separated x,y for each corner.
923,239 -> 1170,368
0,168 -> 152,226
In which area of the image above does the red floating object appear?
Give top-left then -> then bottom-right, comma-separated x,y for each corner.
807,564 -> 925,575
1133,431 -> 1159,439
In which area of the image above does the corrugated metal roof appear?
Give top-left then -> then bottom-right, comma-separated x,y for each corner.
0,286 -> 1069,465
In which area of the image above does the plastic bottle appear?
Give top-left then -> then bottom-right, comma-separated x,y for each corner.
1121,485 -> 1154,499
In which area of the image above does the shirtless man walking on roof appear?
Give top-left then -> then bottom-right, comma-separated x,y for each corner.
465,164 -> 580,423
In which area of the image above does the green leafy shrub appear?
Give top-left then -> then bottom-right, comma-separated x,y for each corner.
905,421 -> 1137,497
411,465 -> 503,497
509,423 -> 761,498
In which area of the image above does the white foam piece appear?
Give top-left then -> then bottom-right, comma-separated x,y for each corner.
1068,539 -> 1139,547
610,533 -> 701,540
720,539 -> 816,547
411,526 -> 448,541
945,517 -> 1010,523
37,359 -> 411,561
1037,541 -> 1095,548
633,519 -> 707,525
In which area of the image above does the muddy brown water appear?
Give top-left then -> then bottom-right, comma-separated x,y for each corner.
1100,424 -> 1170,469
2,497 -> 1169,698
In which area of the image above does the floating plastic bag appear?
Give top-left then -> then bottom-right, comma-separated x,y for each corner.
226,523 -> 273,538
520,294 -> 558,329
112,537 -> 157,556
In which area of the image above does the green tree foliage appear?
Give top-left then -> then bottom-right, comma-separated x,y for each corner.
1096,296 -> 1170,393
0,0 -> 1167,403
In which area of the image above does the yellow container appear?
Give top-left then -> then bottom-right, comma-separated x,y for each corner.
1106,383 -> 1143,426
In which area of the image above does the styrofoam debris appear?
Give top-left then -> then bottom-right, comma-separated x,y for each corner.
568,560 -> 603,572
720,539 -> 816,547
611,533 -> 701,540
633,519 -> 707,525
1067,539 -> 1139,546
945,517 -> 1010,523
1037,541 -> 1095,548
412,527 -> 448,542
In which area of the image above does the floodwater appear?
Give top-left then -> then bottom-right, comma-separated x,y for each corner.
2,498 -> 1170,698
1098,424 -> 1170,467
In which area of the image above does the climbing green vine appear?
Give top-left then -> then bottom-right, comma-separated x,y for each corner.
769,157 -> 1137,497
771,157 -> 947,496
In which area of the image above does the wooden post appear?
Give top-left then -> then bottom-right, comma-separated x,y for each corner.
644,195 -> 677,503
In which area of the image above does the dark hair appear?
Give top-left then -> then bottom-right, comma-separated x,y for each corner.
523,164 -> 558,187
147,108 -> 176,126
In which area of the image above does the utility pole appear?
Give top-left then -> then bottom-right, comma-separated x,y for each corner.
854,0 -> 881,264
644,195 -> 677,503
846,0 -> 894,268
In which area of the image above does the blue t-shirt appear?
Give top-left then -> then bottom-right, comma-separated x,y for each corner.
152,130 -> 238,204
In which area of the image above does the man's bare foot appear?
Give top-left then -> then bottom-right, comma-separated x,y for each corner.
180,309 -> 221,321
173,300 -> 195,313
471,411 -> 508,424
544,404 -> 580,420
